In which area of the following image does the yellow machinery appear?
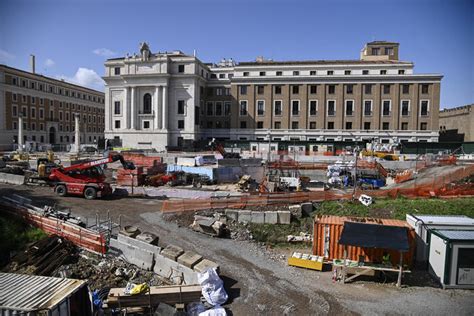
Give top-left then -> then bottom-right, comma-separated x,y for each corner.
288,252 -> 324,271
362,150 -> 399,161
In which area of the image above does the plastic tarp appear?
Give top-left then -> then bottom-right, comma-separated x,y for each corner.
338,221 -> 409,252
197,268 -> 228,306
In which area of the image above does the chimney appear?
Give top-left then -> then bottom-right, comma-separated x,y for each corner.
30,54 -> 36,74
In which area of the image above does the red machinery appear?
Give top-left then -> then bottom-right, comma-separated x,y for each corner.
49,154 -> 135,199
208,138 -> 240,159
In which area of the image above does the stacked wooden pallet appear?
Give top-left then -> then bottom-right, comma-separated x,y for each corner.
107,285 -> 202,308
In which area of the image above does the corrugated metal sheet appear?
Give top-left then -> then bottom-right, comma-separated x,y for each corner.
413,215 -> 474,226
0,273 -> 86,312
437,230 -> 474,241
313,215 -> 416,266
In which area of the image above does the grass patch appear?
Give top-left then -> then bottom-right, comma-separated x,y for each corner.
246,216 -> 314,246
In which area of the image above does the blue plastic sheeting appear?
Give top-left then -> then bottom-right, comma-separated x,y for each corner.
167,164 -> 215,180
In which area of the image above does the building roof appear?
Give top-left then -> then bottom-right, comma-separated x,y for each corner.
367,41 -> 400,45
411,214 -> 474,226
0,273 -> 86,312
0,64 -> 104,95
315,215 -> 411,228
440,104 -> 473,113
237,59 -> 412,66
435,230 -> 474,241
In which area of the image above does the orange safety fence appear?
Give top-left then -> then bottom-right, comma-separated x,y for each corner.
161,164 -> 474,213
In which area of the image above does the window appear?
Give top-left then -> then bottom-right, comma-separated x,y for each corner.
293,71 -> 299,76
216,88 -> 223,96
401,100 -> 410,116
274,86 -> 282,94
143,93 -> 152,114
22,80 -> 27,87
399,70 -> 405,75
310,71 -> 316,76
402,84 -> 410,94
31,97 -> 36,104
114,67 -> 120,75
215,102 -> 222,116
219,74 -> 225,79
372,47 -> 380,55
345,122 -> 352,130
327,70 -> 334,75
382,100 -> 391,116
142,120 -> 150,129
178,100 -> 185,115
385,47 -> 394,55
40,98 -> 44,105
210,74 -> 217,79
345,100 -> 354,116
380,70 -> 387,75
291,100 -> 300,116
309,122 -> 316,129
327,122 -> 334,129
59,111 -> 63,120
12,93 -> 17,102
207,88 -> 213,96
344,70 -> 351,75
401,122 -> 408,130
12,77 -> 17,85
243,72 -> 249,77
13,122 -> 17,130
114,101 -> 121,115
382,122 -> 389,130
257,121 -> 264,129
239,100 -> 248,116
383,84 -> 391,94
420,100 -> 429,116
39,109 -> 44,119
224,88 -> 231,95
362,70 -> 369,75
292,85 -> 299,94
364,122 -> 371,130
327,100 -> 335,116
364,84 -> 372,94
12,105 -> 17,116
309,100 -> 318,116
257,85 -> 264,94
207,121 -> 213,128
178,120 -> 185,129
259,71 -> 266,76
328,85 -> 335,94
274,122 -> 281,129
22,107 -> 27,117
291,121 -> 299,129
274,100 -> 282,116
240,85 -> 247,95
421,84 -> 429,94
346,84 -> 353,94
310,85 -> 317,94
115,120 -> 121,129
224,101 -> 231,116
206,102 -> 214,116
257,100 -> 265,116
240,121 -> 247,129
178,65 -> 185,73
276,71 -> 282,76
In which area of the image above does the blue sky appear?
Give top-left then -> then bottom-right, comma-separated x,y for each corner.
0,0 -> 472,108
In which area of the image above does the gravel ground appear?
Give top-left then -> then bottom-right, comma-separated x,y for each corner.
1,184 -> 473,315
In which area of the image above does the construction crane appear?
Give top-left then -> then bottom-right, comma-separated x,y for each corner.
49,154 -> 135,200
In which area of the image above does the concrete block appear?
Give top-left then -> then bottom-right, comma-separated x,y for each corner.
238,210 -> 252,223
117,233 -> 161,254
0,173 -> 25,185
136,232 -> 159,245
225,209 -> 239,222
288,204 -> 302,218
177,251 -> 203,269
250,211 -> 265,224
301,202 -> 314,216
161,244 -> 184,261
194,259 -> 220,274
264,211 -> 278,224
154,253 -> 199,285
277,211 -> 291,224
109,238 -> 154,270
120,225 -> 141,238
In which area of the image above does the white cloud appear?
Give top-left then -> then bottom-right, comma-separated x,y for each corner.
0,49 -> 15,63
93,48 -> 116,57
57,68 -> 104,91
45,58 -> 55,67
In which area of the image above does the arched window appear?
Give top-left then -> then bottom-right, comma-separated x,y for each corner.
143,93 -> 152,114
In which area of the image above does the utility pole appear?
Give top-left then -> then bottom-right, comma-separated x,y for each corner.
352,146 -> 360,200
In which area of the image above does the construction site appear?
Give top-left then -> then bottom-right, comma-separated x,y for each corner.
1,135 -> 474,315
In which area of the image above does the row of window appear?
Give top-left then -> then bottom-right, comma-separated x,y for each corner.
14,135 -> 99,144
238,84 -> 430,96
11,105 -> 105,123
234,121 -> 428,131
204,101 -> 232,116
113,94 -> 188,116
11,121 -> 102,133
205,87 -> 231,96
11,94 -> 105,113
235,99 -> 430,117
242,69 -> 406,77
9,75 -> 104,103
114,119 -> 186,130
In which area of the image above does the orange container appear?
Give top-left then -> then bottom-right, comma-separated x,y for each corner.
313,215 -> 416,267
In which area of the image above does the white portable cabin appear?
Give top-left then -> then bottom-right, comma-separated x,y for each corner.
406,214 -> 474,264
428,229 -> 474,289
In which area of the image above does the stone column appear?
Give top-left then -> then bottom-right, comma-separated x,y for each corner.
130,87 -> 136,129
162,86 -> 168,129
124,87 -> 129,129
74,113 -> 80,153
154,86 -> 160,129
18,115 -> 24,152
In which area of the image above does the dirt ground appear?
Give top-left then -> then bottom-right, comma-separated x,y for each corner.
1,184 -> 473,315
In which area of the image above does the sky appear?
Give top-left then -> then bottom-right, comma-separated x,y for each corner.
0,0 -> 472,108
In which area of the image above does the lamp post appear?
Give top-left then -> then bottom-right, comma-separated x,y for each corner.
352,146 -> 360,201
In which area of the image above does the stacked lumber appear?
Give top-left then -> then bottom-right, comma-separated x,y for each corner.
107,285 -> 202,308
116,166 -> 145,186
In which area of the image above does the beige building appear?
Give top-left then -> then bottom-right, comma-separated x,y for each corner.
0,59 -> 105,151
439,104 -> 474,141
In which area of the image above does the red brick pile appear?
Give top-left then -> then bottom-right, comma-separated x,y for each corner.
116,166 -> 145,186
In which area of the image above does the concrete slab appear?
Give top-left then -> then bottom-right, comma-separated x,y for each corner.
0,173 -> 25,185
119,225 -> 141,238
250,211 -> 265,224
264,211 -> 278,224
277,211 -> 291,224
238,210 -> 252,223
136,232 -> 159,245
109,238 -> 154,271
161,244 -> 184,261
154,253 -> 199,285
193,259 -> 220,274
225,209 -> 239,222
117,233 -> 161,254
177,251 -> 203,269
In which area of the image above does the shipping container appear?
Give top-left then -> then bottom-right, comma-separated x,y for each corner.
313,215 -> 416,267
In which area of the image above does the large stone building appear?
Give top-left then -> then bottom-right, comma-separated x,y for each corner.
0,59 -> 105,151
103,41 -> 442,150
439,104 -> 473,142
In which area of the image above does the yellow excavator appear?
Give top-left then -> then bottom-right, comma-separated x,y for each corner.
361,150 -> 399,161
